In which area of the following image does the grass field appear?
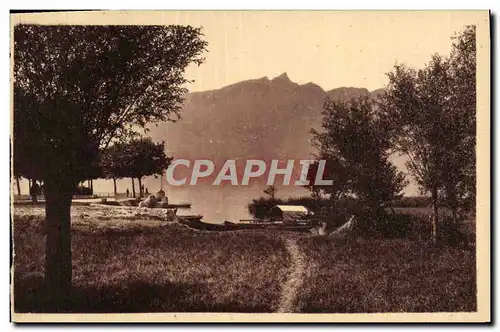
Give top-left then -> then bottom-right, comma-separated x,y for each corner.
296,237 -> 476,312
13,210 -> 291,313
12,205 -> 477,313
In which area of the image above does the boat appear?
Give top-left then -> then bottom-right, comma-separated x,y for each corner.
176,216 -> 314,232
224,221 -> 314,232
177,215 -> 228,231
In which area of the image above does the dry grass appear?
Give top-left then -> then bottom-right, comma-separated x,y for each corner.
12,205 -> 477,314
295,236 -> 476,313
13,208 -> 291,313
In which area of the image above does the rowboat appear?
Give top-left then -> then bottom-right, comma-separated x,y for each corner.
177,216 -> 314,232
224,221 -> 314,232
177,215 -> 227,231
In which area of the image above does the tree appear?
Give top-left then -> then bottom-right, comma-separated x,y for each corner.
248,197 -> 280,220
380,57 -> 449,241
101,142 -> 128,196
304,158 -> 349,208
12,97 -> 41,200
380,26 -> 476,242
312,97 -> 407,230
14,176 -> 21,196
121,138 -> 172,198
443,26 -> 476,224
13,25 -> 207,304
10,143 -> 21,196
263,185 -> 278,200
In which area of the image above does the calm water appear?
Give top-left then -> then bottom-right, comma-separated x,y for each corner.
17,174 -> 417,223
90,178 -> 311,223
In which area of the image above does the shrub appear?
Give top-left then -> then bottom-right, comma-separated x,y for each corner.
394,196 -> 432,208
74,186 -> 93,196
438,216 -> 472,247
350,212 -> 431,240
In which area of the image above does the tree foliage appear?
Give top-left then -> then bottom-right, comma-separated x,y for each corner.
101,138 -> 171,197
100,143 -> 129,181
311,97 -> 407,222
379,25 -> 476,237
13,25 -> 207,183
122,138 -> 172,180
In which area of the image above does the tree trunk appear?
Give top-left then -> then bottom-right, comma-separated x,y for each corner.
131,178 -> 136,198
31,180 -> 38,203
138,177 -> 142,198
44,179 -> 75,309
445,184 -> 459,231
452,208 -> 458,230
113,178 -> 117,196
431,187 -> 439,244
16,177 -> 21,196
90,179 -> 93,192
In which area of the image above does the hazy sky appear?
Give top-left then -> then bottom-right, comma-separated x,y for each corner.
173,11 -> 482,92
13,10 -> 483,92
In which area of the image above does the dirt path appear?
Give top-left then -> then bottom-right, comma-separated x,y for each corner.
276,238 -> 306,313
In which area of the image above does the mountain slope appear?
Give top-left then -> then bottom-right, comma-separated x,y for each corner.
148,73 -> 382,163
145,74 -> 385,222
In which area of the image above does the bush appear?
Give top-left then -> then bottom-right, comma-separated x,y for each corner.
351,212 -> 431,240
373,213 -> 412,238
74,186 -> 93,196
438,216 -> 472,247
394,196 -> 432,208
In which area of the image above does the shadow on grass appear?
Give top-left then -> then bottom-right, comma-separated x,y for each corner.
14,273 -> 268,313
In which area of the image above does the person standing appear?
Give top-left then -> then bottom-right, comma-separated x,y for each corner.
126,188 -> 130,198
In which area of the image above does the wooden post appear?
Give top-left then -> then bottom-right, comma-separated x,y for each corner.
16,177 -> 21,196
160,171 -> 163,191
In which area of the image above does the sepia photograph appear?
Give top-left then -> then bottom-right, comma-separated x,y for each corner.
9,10 -> 490,323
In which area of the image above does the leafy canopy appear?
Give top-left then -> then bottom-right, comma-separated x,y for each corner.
311,97 -> 407,212
380,25 -> 476,213
101,138 -> 171,180
13,25 -> 207,184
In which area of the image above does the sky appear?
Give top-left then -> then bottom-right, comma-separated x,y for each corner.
174,10 -> 482,92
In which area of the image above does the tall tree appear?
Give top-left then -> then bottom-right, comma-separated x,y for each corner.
442,26 -> 476,224
101,142 -> 128,196
380,26 -> 476,241
13,25 -> 207,304
312,97 -> 407,230
380,56 -> 450,241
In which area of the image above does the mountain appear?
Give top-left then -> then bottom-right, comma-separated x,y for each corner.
144,73 -> 385,222
148,73 -> 382,165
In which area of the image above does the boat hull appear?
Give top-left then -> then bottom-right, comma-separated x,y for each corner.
178,217 -> 313,232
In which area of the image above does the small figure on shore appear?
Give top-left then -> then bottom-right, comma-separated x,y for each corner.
126,188 -> 130,198
145,187 -> 149,195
